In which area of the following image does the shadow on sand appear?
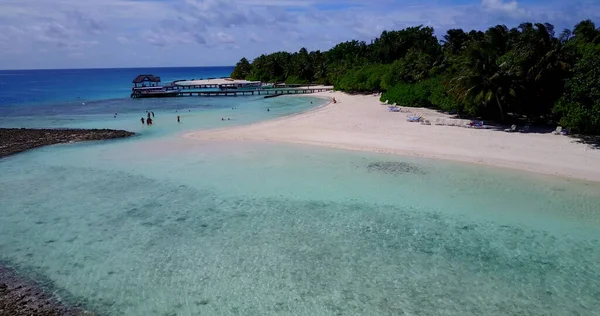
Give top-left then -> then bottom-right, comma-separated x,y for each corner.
571,135 -> 600,150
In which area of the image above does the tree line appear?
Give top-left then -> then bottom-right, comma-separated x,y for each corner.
231,20 -> 600,134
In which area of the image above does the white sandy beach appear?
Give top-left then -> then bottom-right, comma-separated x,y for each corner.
187,91 -> 600,182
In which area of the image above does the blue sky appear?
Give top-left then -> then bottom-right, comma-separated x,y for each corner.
0,0 -> 598,69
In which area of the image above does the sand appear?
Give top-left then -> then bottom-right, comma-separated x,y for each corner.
187,91 -> 600,182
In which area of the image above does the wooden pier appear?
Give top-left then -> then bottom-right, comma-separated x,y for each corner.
174,87 -> 332,97
131,74 -> 333,98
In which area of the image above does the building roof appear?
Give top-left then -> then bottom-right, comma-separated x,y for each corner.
132,74 -> 161,84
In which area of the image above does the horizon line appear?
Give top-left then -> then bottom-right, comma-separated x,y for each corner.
0,65 -> 235,72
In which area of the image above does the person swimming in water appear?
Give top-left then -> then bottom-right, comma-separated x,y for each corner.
141,117 -> 145,124
147,117 -> 153,125
177,115 -> 180,123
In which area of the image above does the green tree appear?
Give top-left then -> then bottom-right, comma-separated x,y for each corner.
450,42 -> 514,120
231,57 -> 252,79
554,42 -> 600,134
229,20 -> 600,134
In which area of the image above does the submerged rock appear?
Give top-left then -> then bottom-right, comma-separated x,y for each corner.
0,265 -> 91,316
0,128 -> 135,158
366,161 -> 426,175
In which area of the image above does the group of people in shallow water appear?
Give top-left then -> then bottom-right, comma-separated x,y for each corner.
140,110 -> 182,125
138,99 -> 318,126
141,111 -> 155,125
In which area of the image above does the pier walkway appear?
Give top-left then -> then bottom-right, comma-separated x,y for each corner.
174,87 -> 333,97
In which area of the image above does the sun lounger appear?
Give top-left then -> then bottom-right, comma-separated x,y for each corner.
407,116 -> 421,122
504,124 -> 517,132
420,119 -> 431,125
519,125 -> 530,133
552,126 -> 562,135
469,120 -> 485,128
380,100 -> 389,105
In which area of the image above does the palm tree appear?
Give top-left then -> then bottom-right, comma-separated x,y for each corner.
501,22 -> 568,118
451,42 -> 514,121
573,20 -> 600,44
442,29 -> 470,55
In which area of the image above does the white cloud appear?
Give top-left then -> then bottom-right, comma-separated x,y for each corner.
249,32 -> 263,43
116,36 -> 129,44
482,0 -> 520,12
480,0 -> 527,18
215,32 -> 235,44
0,0 -> 598,69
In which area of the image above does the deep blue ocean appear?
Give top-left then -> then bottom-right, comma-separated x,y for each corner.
0,66 -> 233,116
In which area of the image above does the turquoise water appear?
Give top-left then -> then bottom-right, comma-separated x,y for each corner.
1,136 -> 600,315
1,89 -> 600,314
0,95 -> 322,138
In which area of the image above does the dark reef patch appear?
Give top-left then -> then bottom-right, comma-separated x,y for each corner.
0,128 -> 135,158
366,161 -> 426,175
0,265 -> 92,316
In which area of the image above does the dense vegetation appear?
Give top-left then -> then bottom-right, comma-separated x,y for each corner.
231,21 -> 600,134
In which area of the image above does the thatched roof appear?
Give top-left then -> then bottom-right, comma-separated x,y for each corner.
132,74 -> 161,84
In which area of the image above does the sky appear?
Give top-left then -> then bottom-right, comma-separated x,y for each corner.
0,0 -> 598,70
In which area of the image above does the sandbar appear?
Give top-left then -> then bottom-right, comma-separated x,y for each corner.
187,92 -> 600,182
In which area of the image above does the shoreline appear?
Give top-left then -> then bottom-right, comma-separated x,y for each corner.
187,91 -> 600,183
0,128 -> 135,159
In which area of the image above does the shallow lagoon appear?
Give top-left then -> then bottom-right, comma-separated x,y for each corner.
1,96 -> 600,315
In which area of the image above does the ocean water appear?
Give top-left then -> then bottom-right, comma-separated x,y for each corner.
0,67 -> 234,106
1,68 -> 600,315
